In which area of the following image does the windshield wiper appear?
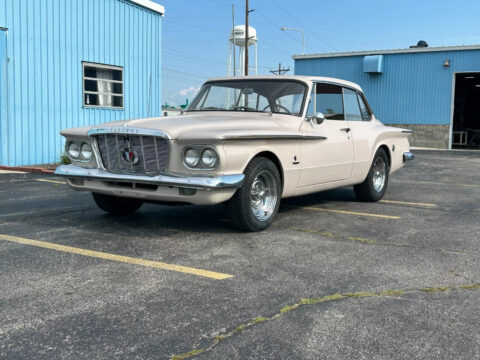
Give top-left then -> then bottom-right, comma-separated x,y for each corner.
196,106 -> 225,111
232,106 -> 257,111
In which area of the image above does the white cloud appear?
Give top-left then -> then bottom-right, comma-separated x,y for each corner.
179,86 -> 200,97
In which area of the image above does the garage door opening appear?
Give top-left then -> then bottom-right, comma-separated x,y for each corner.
452,73 -> 480,149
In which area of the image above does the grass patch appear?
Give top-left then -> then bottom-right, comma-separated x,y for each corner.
280,304 -> 299,313
172,349 -> 205,360
421,287 -> 450,293
235,324 -> 245,332
60,153 -> 71,165
254,316 -> 268,324
459,284 -> 480,290
379,290 -> 406,296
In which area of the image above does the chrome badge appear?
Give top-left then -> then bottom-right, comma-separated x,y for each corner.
121,138 -> 139,165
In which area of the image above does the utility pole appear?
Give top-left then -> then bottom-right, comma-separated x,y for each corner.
232,4 -> 236,76
270,63 -> 290,75
245,0 -> 249,75
244,0 -> 254,75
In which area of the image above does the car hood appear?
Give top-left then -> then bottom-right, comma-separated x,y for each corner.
72,112 -> 302,140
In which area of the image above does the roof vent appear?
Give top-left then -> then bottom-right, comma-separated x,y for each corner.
410,40 -> 429,48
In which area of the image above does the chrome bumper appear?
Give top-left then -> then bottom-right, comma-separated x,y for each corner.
54,164 -> 245,190
403,151 -> 414,162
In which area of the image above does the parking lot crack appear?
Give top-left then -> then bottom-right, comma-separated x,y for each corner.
171,283 -> 480,359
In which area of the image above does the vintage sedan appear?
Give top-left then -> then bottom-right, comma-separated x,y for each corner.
56,76 -> 413,231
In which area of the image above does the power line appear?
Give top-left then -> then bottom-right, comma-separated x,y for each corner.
162,66 -> 212,80
254,9 -> 311,51
163,19 -> 225,34
163,48 -> 272,70
269,0 -> 338,51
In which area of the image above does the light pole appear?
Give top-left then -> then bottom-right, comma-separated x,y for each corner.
281,26 -> 305,55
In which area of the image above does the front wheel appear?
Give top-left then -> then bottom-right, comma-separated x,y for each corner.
354,148 -> 389,202
228,157 -> 281,232
92,193 -> 143,215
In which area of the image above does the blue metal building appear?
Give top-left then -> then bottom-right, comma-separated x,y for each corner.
294,45 -> 480,149
0,0 -> 164,166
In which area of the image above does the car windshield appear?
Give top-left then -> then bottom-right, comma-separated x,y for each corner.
187,80 -> 307,116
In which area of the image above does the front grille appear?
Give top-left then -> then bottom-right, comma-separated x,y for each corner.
94,134 -> 168,175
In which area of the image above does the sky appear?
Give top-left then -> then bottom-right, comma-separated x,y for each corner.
154,0 -> 480,106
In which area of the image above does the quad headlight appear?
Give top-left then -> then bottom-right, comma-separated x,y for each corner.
183,146 -> 219,170
201,148 -> 218,168
184,148 -> 200,168
67,142 -> 80,159
66,140 -> 93,161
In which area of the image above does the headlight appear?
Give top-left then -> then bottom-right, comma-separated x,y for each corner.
67,142 -> 80,159
201,148 -> 218,168
184,148 -> 200,167
80,142 -> 93,160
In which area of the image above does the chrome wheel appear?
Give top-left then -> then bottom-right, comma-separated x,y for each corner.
250,170 -> 278,221
372,157 -> 386,192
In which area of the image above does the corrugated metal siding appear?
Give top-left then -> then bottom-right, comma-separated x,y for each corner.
294,49 -> 480,126
0,30 -> 6,161
0,0 -> 162,165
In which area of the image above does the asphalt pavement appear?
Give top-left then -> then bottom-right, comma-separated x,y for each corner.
0,150 -> 479,359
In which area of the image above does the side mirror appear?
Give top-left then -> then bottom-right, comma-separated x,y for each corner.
306,112 -> 325,125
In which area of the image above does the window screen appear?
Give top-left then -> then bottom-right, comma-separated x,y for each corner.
343,88 -> 362,121
315,83 -> 344,120
83,62 -> 123,109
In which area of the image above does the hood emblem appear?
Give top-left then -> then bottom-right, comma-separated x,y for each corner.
121,138 -> 139,165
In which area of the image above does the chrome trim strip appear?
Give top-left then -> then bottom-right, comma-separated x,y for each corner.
220,134 -> 327,140
402,130 -> 414,134
403,151 -> 414,162
88,127 -> 171,139
91,137 -> 106,170
55,165 -> 245,189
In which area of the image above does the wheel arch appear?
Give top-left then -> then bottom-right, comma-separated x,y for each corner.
376,144 -> 391,169
248,151 -> 284,191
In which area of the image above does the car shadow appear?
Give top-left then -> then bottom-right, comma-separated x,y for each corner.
75,187 -> 359,236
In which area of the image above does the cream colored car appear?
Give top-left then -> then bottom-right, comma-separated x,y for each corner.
56,76 -> 413,231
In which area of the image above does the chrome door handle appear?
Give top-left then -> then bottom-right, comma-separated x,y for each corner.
340,127 -> 351,133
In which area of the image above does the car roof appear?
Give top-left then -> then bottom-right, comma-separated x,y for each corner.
205,75 -> 363,92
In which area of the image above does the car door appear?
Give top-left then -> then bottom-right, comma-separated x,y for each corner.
343,88 -> 374,166
298,82 -> 354,187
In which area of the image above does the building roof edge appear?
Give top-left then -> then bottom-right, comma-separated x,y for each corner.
293,44 -> 480,60
126,0 -> 164,15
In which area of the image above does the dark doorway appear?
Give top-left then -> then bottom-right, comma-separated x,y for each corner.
452,73 -> 480,149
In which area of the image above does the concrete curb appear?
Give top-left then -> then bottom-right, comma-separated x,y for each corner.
0,165 -> 55,175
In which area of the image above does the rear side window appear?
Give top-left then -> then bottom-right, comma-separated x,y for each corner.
357,94 -> 372,121
315,84 -> 344,120
343,88 -> 362,121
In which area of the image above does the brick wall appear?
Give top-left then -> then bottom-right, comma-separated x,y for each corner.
388,124 -> 450,149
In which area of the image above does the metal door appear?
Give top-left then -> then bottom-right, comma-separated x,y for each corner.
0,29 -> 7,164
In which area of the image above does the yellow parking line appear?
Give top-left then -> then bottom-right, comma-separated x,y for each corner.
394,180 -> 480,188
295,206 -> 400,219
0,234 -> 233,280
35,179 -> 66,185
380,199 -> 437,207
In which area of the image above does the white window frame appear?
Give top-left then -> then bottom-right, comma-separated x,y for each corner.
82,62 -> 124,109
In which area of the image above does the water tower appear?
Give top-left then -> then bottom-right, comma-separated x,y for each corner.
228,25 -> 258,76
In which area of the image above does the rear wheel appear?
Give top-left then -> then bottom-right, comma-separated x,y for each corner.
354,148 -> 389,202
228,157 -> 281,232
92,193 -> 143,215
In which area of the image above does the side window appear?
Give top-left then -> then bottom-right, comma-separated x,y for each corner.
357,94 -> 372,121
315,84 -> 344,120
343,88 -> 362,121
